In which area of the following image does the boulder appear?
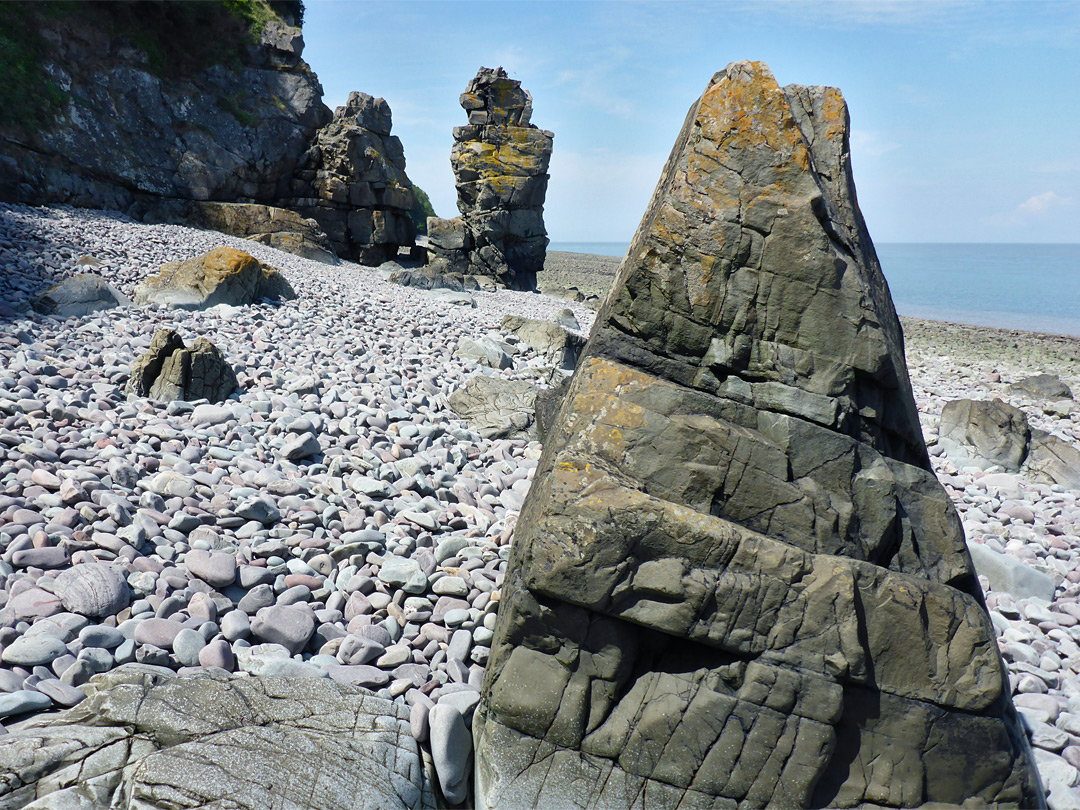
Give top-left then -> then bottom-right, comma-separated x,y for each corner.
126,328 -> 238,403
0,664 -> 435,809
1025,431 -> 1080,489
32,273 -> 130,317
454,336 -> 512,370
967,541 -> 1055,602
501,314 -> 584,370
133,246 -> 295,309
448,376 -> 540,440
473,61 -> 1043,809
1012,373 -> 1073,400
939,398 -> 1031,471
425,67 -> 554,290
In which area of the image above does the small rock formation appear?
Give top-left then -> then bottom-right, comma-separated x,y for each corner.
31,273 -> 130,317
284,92 -> 417,264
0,664 -> 436,810
127,328 -> 237,403
473,61 -> 1043,809
448,376 -> 540,440
940,397 -> 1080,488
133,246 -> 295,310
426,67 -> 553,290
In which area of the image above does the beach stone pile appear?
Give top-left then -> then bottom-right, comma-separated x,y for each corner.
284,91 -> 417,265
474,61 -> 1043,809
0,200 -> 591,806
426,67 -> 553,291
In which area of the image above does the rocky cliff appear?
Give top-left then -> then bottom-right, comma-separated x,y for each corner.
474,60 -> 1044,809
0,2 -> 416,262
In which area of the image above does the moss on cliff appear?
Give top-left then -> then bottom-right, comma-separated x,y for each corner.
0,0 -> 302,132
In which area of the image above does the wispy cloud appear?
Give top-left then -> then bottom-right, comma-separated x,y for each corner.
850,130 -> 900,159
1016,191 -> 1075,216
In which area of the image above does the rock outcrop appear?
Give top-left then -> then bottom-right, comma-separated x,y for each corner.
0,6 -> 328,211
284,91 -> 417,264
473,61 -> 1043,809
448,376 -> 540,440
127,328 -> 238,403
0,7 -> 417,264
940,397 -> 1080,488
426,67 -> 553,290
0,664 -> 435,810
31,273 -> 130,317
139,200 -> 339,264
133,246 -> 295,310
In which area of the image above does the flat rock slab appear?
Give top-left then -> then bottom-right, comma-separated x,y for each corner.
0,663 -> 436,809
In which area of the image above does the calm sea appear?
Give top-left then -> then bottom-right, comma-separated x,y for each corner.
549,242 -> 1080,337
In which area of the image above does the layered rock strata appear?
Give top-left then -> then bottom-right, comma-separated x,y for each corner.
426,67 -> 553,290
283,91 -> 417,264
474,61 -> 1044,809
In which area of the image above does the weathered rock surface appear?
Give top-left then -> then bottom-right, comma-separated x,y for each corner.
448,376 -> 540,440
126,328 -> 238,403
0,664 -> 436,809
139,200 -> 339,264
283,91 -> 417,264
426,67 -> 553,290
501,314 -> 584,370
0,7 -> 328,211
133,246 -> 295,309
1013,373 -> 1073,401
474,61 -> 1043,809
940,397 -> 1080,488
31,273 -> 130,317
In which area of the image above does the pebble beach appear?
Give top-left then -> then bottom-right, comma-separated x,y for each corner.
2,203 -> 1080,806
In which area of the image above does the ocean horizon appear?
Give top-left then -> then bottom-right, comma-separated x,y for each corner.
549,241 -> 1080,337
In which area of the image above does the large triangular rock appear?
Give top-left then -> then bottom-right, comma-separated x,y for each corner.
473,61 -> 1043,809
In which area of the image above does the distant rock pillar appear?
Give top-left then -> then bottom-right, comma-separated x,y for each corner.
427,67 -> 553,291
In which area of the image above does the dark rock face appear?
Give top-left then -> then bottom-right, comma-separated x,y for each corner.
1,13 -> 329,210
473,61 -> 1043,809
1,12 -> 417,264
0,664 -> 435,809
127,328 -> 237,403
426,67 -> 553,290
283,92 -> 417,264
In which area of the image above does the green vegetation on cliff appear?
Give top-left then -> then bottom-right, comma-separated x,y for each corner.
409,185 -> 437,235
0,0 -> 304,131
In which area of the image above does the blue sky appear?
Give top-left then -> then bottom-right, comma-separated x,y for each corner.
302,0 -> 1080,243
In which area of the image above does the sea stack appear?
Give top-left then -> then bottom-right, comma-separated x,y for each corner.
426,67 -> 553,290
472,61 -> 1044,809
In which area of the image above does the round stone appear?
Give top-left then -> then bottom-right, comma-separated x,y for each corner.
133,618 -> 186,650
198,638 -> 235,671
1,635 -> 68,667
172,628 -> 207,667
55,564 -> 130,618
184,549 -> 237,589
429,703 -> 473,804
79,625 -> 125,649
249,605 -> 315,655
0,690 -> 53,718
